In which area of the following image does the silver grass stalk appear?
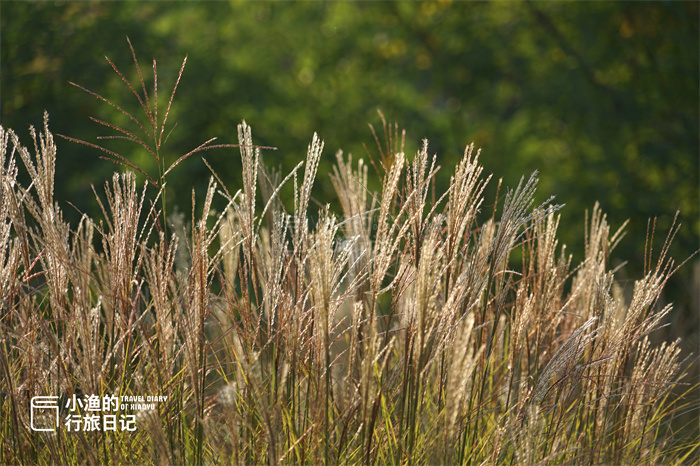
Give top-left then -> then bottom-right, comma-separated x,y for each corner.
533,316 -> 598,405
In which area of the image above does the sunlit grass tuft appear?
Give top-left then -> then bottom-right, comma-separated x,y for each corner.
0,43 -> 696,465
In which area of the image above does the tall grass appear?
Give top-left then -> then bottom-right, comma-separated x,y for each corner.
0,44 -> 697,465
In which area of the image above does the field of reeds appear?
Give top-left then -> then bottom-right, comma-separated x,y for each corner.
0,45 -> 697,465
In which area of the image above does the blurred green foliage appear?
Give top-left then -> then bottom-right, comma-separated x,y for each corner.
2,1 -> 698,317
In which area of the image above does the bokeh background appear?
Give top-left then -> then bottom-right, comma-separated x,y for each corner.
2,2 -> 698,348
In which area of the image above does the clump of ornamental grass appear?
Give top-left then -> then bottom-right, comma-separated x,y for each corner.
0,44 -> 697,465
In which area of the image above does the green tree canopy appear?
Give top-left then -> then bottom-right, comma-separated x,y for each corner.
2,1 -> 697,316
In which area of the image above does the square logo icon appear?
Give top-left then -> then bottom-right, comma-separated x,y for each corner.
31,396 -> 59,432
